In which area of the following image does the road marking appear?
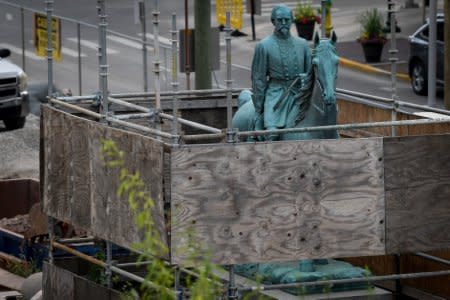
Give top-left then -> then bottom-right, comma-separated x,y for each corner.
66,38 -> 118,54
61,47 -> 87,57
0,43 -> 43,61
138,33 -> 172,47
107,35 -> 154,51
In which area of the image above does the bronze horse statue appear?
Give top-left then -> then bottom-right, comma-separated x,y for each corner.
232,32 -> 339,141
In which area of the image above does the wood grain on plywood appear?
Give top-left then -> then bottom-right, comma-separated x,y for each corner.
171,138 -> 385,265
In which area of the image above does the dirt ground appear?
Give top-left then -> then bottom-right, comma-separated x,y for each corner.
0,115 -> 40,180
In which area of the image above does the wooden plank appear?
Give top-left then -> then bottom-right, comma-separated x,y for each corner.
43,262 -> 74,300
42,106 -> 71,222
171,138 -> 385,265
384,134 -> 450,253
42,106 -> 167,252
0,267 -> 25,290
68,116 -> 91,229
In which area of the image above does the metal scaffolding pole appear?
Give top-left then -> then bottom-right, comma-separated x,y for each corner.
77,22 -> 82,96
20,7 -> 25,71
97,0 -> 109,114
140,0 -> 149,93
225,12 -> 235,143
45,0 -> 53,97
171,13 -> 179,143
427,0 -> 437,106
152,0 -> 161,110
389,0 -> 398,136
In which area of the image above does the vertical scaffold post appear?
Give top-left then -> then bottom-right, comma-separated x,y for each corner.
77,22 -> 82,96
48,217 -> 54,264
225,12 -> 235,143
171,13 -> 179,144
106,241 -> 112,288
174,266 -> 181,299
140,0 -> 149,93
98,0 -> 109,115
45,0 -> 53,98
20,7 -> 25,71
228,265 -> 237,299
152,0 -> 161,111
389,0 -> 398,137
427,0 -> 437,107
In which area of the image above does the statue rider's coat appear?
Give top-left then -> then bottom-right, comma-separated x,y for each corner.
251,34 -> 311,129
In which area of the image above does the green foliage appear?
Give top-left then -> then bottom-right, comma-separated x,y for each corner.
3,258 -> 39,278
357,8 -> 386,42
294,1 -> 321,24
101,139 -> 222,299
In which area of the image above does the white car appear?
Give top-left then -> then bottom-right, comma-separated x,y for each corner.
0,48 -> 29,130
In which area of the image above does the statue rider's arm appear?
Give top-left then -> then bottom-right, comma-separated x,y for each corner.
303,41 -> 312,73
251,42 -> 268,130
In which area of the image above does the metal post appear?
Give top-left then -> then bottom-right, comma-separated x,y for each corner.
174,266 -> 181,299
140,0 -> 148,93
225,12 -> 235,143
184,0 -> 191,90
45,0 -> 54,97
194,0 -> 212,89
77,22 -> 82,96
152,0 -> 161,110
98,0 -> 109,114
20,7 -> 25,71
106,241 -> 112,288
321,0 -> 327,37
48,217 -> 54,264
427,0 -> 437,106
228,265 -> 237,299
389,0 -> 398,136
171,14 -> 179,144
250,0 -> 256,40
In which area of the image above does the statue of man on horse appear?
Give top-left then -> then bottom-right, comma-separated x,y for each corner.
232,4 -> 339,141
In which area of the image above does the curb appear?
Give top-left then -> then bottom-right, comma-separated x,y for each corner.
339,57 -> 410,82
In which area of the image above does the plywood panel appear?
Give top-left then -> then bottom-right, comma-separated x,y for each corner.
384,134 -> 450,253
42,106 -> 167,252
42,106 -> 71,222
43,262 -> 74,300
171,138 -> 385,265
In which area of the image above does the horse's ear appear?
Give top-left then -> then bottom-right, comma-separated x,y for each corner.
314,32 -> 320,47
331,31 -> 337,45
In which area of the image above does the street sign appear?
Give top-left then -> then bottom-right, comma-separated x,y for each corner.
216,0 -> 243,29
34,13 -> 61,61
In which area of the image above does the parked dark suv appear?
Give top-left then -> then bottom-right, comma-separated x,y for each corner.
408,14 -> 444,96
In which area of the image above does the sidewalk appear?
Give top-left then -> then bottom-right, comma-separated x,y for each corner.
337,37 -> 411,81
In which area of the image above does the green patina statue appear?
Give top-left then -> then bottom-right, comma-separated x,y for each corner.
232,4 -> 339,141
252,4 -> 311,141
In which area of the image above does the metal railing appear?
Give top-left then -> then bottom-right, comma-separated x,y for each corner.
24,1 -> 450,299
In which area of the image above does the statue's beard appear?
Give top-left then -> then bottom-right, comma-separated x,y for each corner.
276,27 -> 290,38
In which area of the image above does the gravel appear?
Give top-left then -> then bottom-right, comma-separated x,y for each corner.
0,115 -> 40,180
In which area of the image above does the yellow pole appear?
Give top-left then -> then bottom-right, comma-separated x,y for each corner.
325,0 -> 333,37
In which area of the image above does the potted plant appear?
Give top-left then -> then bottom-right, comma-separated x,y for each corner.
294,1 -> 321,40
357,8 -> 387,63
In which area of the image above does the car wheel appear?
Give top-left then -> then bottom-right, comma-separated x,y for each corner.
4,117 -> 26,130
411,61 -> 427,96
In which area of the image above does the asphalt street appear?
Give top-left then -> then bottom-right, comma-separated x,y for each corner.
0,0 -> 445,109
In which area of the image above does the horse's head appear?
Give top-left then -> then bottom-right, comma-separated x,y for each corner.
312,32 -> 339,105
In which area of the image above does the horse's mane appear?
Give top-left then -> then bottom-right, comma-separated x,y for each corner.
295,39 -> 336,124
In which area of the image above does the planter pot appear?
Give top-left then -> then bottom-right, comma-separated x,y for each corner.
360,40 -> 385,63
295,21 -> 316,40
